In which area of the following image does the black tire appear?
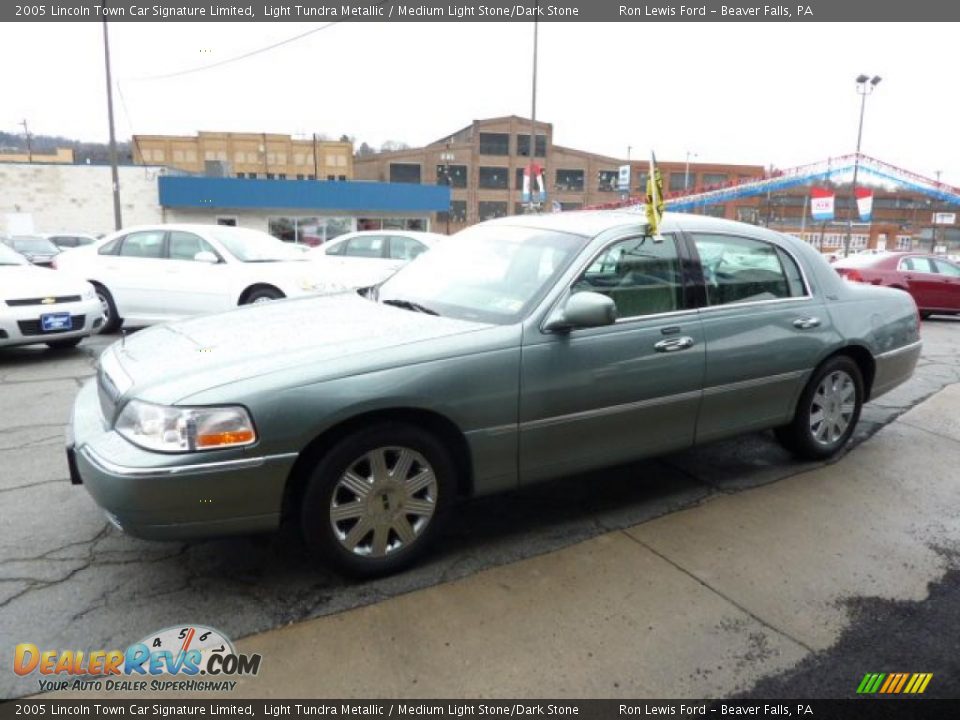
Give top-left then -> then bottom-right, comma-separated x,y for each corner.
242,287 -> 284,305
774,355 -> 864,461
300,423 -> 456,578
46,337 -> 82,350
93,283 -> 121,333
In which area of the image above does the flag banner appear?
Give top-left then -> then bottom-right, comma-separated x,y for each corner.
810,187 -> 835,221
522,164 -> 545,203
646,151 -> 665,239
855,187 -> 873,222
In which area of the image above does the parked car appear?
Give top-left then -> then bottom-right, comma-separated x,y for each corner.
308,230 -> 445,287
833,252 -> 960,318
69,212 -> 921,577
2,235 -> 61,266
54,224 -> 346,332
43,233 -> 99,250
0,243 -> 103,349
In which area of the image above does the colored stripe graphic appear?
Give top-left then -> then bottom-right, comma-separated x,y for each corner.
858,673 -> 933,694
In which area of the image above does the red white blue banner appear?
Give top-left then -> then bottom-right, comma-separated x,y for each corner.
855,187 -> 873,222
522,164 -> 545,203
810,187 -> 835,221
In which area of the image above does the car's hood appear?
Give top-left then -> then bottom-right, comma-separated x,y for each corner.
107,292 -> 498,404
0,265 -> 89,300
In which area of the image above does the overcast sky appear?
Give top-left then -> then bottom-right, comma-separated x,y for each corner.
2,21 -> 957,184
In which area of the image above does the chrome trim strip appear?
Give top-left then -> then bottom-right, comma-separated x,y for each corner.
701,370 -> 807,397
521,389 -> 702,431
697,296 -> 814,313
79,446 -> 298,478
875,340 -> 923,360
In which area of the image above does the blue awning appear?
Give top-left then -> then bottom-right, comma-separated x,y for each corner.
158,176 -> 450,213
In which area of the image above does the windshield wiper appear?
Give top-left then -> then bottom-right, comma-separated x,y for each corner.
381,298 -> 439,316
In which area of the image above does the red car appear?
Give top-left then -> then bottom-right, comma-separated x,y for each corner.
833,252 -> 960,318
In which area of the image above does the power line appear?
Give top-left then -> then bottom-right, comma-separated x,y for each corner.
122,7 -> 386,83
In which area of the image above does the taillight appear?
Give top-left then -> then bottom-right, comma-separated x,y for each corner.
838,268 -> 864,282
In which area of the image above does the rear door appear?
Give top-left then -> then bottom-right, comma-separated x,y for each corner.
932,258 -> 960,310
519,231 -> 705,482
898,256 -> 941,310
689,232 -> 838,442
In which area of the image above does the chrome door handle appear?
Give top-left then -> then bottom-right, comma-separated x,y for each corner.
654,336 -> 694,352
793,317 -> 821,329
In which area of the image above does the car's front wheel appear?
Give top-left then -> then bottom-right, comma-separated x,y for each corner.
242,287 -> 284,304
775,355 -> 864,461
93,283 -> 121,333
300,423 -> 455,578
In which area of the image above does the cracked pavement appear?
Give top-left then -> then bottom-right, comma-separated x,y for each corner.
2,319 -> 959,699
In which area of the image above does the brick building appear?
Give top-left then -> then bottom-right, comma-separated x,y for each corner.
353,115 -> 766,232
132,131 -> 353,181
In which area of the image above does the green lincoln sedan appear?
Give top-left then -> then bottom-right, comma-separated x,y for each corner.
68,212 -> 922,576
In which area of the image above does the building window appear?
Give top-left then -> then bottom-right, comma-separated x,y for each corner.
560,202 -> 583,211
597,170 -> 618,192
479,132 -> 510,156
235,173 -> 245,179
703,205 -> 726,218
296,174 -> 304,180
736,207 -> 760,224
185,150 -> 197,162
268,216 -> 352,246
389,163 -> 421,184
337,155 -> 348,167
437,201 -> 467,224
669,173 -> 690,191
702,173 -> 728,187
308,174 -> 316,180
216,217 -> 238,227
266,173 -> 275,180
555,169 -> 584,193
478,201 -> 508,221
326,175 -> 335,181
436,164 -> 468,188
338,175 -> 346,181
479,167 -> 509,189
234,152 -> 245,163
516,134 -> 547,157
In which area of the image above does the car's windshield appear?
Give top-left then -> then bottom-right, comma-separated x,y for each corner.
12,236 -> 59,254
0,243 -> 28,266
376,224 -> 586,324
208,227 -> 307,262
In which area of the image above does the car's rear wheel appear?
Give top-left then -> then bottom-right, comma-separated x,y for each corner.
300,423 -> 455,578
46,337 -> 82,350
243,287 -> 284,304
93,284 -> 121,333
774,355 -> 864,461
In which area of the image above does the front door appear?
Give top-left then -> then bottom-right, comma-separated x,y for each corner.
519,233 -> 705,483
689,232 -> 839,442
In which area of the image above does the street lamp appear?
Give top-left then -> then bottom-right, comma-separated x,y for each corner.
843,74 -> 882,257
684,151 -> 698,191
439,147 -> 456,235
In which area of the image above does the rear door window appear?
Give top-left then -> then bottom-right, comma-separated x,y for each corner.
692,234 -> 801,305
900,256 -> 936,273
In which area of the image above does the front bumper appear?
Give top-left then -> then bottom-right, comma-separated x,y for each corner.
68,379 -> 298,540
0,297 -> 102,348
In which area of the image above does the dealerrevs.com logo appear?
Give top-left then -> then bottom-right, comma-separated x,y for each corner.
14,625 -> 262,693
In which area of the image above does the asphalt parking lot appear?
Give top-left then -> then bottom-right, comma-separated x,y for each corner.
3,318 -> 960,699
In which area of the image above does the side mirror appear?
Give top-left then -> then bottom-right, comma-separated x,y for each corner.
544,291 -> 617,332
194,251 -> 219,264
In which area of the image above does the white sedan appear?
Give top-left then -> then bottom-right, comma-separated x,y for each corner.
0,243 -> 103,349
308,230 -> 445,287
54,224 -> 344,332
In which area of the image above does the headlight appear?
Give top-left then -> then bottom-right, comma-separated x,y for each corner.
115,400 -> 256,453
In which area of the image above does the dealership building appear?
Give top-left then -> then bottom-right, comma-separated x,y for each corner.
0,162 -> 448,243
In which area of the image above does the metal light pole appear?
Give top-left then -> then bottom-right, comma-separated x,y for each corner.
440,146 -> 455,234
527,9 -> 539,213
843,74 -> 881,257
683,151 -> 697,190
101,7 -> 123,230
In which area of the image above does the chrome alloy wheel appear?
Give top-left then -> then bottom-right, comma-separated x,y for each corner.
329,446 -> 438,558
251,296 -> 274,304
809,370 -> 856,445
98,292 -> 111,321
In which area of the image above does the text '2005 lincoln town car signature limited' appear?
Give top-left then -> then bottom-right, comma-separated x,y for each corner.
68,212 -> 922,576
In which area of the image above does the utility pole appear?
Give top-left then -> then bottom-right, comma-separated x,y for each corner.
101,7 -> 123,230
312,133 -> 319,180
527,8 -> 539,213
20,119 -> 32,162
